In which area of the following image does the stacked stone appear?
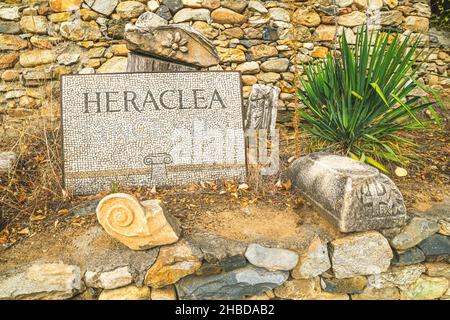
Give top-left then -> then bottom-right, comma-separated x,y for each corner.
0,0 -> 448,134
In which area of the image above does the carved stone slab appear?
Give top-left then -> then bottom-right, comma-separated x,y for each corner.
244,84 -> 280,133
286,153 -> 407,233
96,193 -> 181,250
125,24 -> 220,68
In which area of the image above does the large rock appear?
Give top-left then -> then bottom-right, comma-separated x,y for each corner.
0,35 -> 28,51
85,0 -> 119,16
337,11 -> 367,27
367,264 -> 425,290
236,61 -> 260,74
330,231 -> 393,278
173,8 -> 210,23
211,8 -> 247,25
19,50 -> 56,67
286,153 -> 407,233
49,0 -> 82,12
221,0 -> 248,13
404,16 -> 429,33
144,240 -> 203,288
401,275 -> 449,300
60,20 -> 102,41
0,263 -> 82,300
125,24 -> 220,68
85,266 -> 133,289
116,1 -> 146,19
98,285 -> 151,300
391,247 -> 426,266
260,58 -> 289,73
250,44 -> 278,60
0,151 -> 17,173
417,234 -> 450,257
135,12 -> 168,31
391,218 -> 439,250
314,25 -> 336,42
273,278 -> 321,300
96,193 -> 181,250
292,236 -> 331,279
321,276 -> 367,294
19,16 -> 49,35
245,244 -> 298,271
292,9 -> 321,27
380,10 -> 403,26
351,287 -> 401,300
0,21 -> 20,34
176,265 -> 288,300
0,5 -> 20,21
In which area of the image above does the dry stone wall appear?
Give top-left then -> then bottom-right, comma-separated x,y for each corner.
0,0 -> 449,136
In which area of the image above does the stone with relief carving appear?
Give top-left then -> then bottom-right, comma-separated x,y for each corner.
96,193 -> 181,250
125,23 -> 220,68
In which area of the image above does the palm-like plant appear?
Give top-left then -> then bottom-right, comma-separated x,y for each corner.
297,27 -> 437,172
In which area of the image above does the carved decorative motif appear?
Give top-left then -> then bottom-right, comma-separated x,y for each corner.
161,32 -> 189,57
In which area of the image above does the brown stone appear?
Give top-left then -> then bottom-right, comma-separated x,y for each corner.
0,35 -> 28,51
98,285 -> 151,300
337,11 -> 367,27
151,285 -> 177,300
250,44 -> 278,60
311,46 -> 329,58
19,50 -> 56,67
60,20 -> 102,41
292,9 -> 321,27
80,9 -> 99,21
49,0 -> 82,12
351,287 -> 401,300
314,25 -> 336,42
211,8 -> 247,25
274,278 -> 321,300
1,69 -> 19,81
144,240 -> 203,288
256,72 -> 281,83
111,44 -> 129,56
48,12 -> 71,23
116,1 -> 146,19
404,16 -> 429,33
0,53 -> 19,69
380,10 -> 403,26
192,21 -> 219,39
96,193 -> 181,250
20,16 -> 49,34
242,75 -> 257,86
217,47 -> 246,63
223,27 -> 244,39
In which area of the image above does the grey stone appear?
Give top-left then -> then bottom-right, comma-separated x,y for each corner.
0,263 -> 82,300
0,5 -> 20,21
173,8 -> 211,23
222,255 -> 247,272
156,5 -> 173,20
161,0 -> 184,13
286,153 -> 407,233
176,265 -> 289,300
367,264 -> 426,290
135,12 -> 168,31
0,21 -> 20,34
418,234 -> 450,257
69,200 -> 99,217
262,26 -> 278,41
244,84 -> 280,133
57,53 -> 80,66
260,58 -> 289,73
107,19 -> 127,39
330,231 -> 393,278
85,266 -> 133,289
244,244 -> 299,271
391,218 -> 439,250
85,0 -> 119,16
0,151 -> 17,173
291,236 -> 331,279
391,247 -> 426,266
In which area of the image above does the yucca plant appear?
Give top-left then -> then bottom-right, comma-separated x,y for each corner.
297,26 -> 438,172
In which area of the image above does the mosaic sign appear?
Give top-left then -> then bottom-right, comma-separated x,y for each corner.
61,72 -> 246,195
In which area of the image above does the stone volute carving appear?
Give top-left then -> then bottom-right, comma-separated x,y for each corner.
96,193 -> 181,250
125,23 -> 220,68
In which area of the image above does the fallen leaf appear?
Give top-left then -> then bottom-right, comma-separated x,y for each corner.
30,215 -> 46,221
282,179 -> 292,190
18,228 -> 29,235
395,167 -> 408,177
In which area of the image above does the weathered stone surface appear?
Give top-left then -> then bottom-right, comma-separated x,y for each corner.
250,44 -> 278,60
162,0 -> 184,13
351,286 -> 401,300
99,285 -> 151,300
401,275 -> 449,300
337,11 -> 367,27
116,1 -> 146,19
221,0 -> 248,13
0,6 -> 20,21
144,240 -> 203,288
391,247 -> 426,266
85,266 -> 133,289
0,21 -> 20,34
236,61 -> 260,74
0,263 -> 82,300
192,21 -> 218,39
176,265 -> 288,300
287,153 -> 407,233
151,285 -> 177,300
367,264 -> 425,290
424,262 -> 450,278
439,220 -> 450,236
321,276 -> 367,294
0,151 -> 17,173
125,24 -> 220,67
19,16 -> 48,35
293,9 -> 321,27
96,193 -> 181,251
245,244 -> 298,271
19,50 -> 55,67
173,8 -> 210,23
57,53 -> 80,66
380,10 -> 403,26
211,8 -> 246,25
274,278 -> 321,300
269,8 -> 290,22
217,47 -> 245,63
244,84 -> 279,134
292,236 -> 331,279
384,0 -> 398,8
391,218 -> 439,251
314,24 -> 336,41
49,0 -> 82,12
330,231 -> 393,278
0,35 -> 28,51
260,58 -> 289,73
135,12 -> 168,31
404,16 -> 429,33
85,0 -> 119,16
60,20 -> 102,41
248,0 -> 267,14
417,234 -> 450,257
311,46 -> 328,59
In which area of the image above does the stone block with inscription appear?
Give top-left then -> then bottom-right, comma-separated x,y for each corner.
286,153 -> 407,233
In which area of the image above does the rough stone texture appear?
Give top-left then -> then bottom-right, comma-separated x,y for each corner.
176,265 -> 289,300
337,11 -> 366,27
144,240 -> 203,288
85,266 -> 133,289
391,247 -> 426,266
274,278 -> 321,300
391,218 -> 439,251
98,285 -> 151,300
96,193 -> 181,251
401,275 -> 449,300
321,276 -> 367,294
19,50 -> 56,67
151,285 -> 177,300
116,1 -> 146,19
244,84 -> 279,133
0,35 -> 28,51
367,264 -> 426,290
49,0 -> 82,12
287,153 -> 407,233
211,8 -> 246,25
173,8 -> 210,23
351,287 -> 401,300
260,58 -> 289,73
424,262 -> 450,278
244,244 -> 298,271
0,151 -> 17,173
125,24 -> 220,67
292,236 -> 331,279
0,263 -> 82,300
19,16 -> 49,35
85,0 -> 119,16
135,12 -> 168,31
417,234 -> 450,257
97,56 -> 128,73
330,231 -> 393,278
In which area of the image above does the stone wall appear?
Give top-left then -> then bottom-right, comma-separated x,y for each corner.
0,0 -> 449,136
